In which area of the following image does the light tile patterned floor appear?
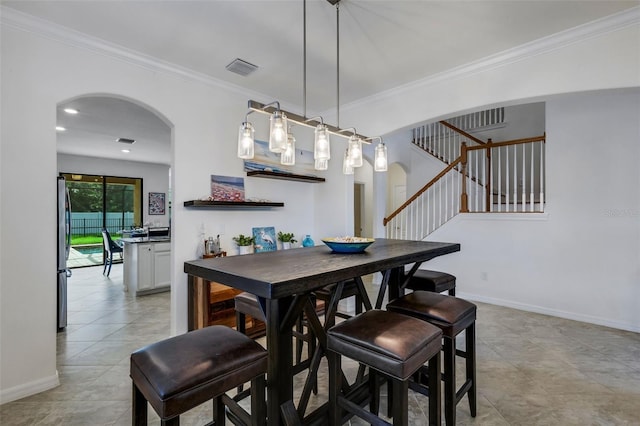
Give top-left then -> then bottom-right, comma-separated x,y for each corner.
1,265 -> 639,425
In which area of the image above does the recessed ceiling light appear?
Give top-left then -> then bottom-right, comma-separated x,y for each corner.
56,126 -> 66,131
121,149 -> 130,153
64,108 -> 78,114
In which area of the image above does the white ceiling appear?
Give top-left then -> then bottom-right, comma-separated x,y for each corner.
3,0 -> 637,165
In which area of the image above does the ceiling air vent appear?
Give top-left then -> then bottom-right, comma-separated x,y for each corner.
226,58 -> 258,76
116,137 -> 136,144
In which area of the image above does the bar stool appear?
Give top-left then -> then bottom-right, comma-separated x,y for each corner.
314,278 -> 367,322
327,309 -> 442,426
403,269 -> 456,296
234,291 -> 315,365
130,325 -> 266,426
387,291 -> 477,426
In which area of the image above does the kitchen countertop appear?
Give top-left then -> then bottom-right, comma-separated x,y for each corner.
121,237 -> 171,244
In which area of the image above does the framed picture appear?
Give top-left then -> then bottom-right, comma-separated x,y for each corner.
149,192 -> 165,215
211,175 -> 245,201
252,226 -> 277,253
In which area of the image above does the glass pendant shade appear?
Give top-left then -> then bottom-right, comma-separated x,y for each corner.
314,124 -> 331,160
281,129 -> 296,166
343,148 -> 354,175
348,135 -> 363,167
237,122 -> 255,159
314,158 -> 328,171
269,111 -> 288,153
374,142 -> 388,172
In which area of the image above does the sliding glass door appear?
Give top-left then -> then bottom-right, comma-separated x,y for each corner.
61,173 -> 142,268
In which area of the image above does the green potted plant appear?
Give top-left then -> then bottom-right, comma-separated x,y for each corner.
232,234 -> 254,255
277,232 -> 297,250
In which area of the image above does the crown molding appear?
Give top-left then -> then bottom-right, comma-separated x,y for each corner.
0,5 -> 269,102
340,6 -> 640,113
2,5 -> 638,113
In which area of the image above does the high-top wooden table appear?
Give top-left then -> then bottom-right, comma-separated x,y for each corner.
184,238 -> 460,425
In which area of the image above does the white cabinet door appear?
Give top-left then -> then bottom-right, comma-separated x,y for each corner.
153,249 -> 171,288
137,244 -> 154,292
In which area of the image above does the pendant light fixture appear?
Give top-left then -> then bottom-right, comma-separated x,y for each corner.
314,119 -> 331,161
268,103 -> 288,153
373,136 -> 388,172
315,158 -> 328,171
281,126 -> 296,165
237,111 -> 255,159
342,148 -> 354,175
236,0 -> 388,175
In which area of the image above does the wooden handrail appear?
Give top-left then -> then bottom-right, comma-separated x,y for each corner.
383,158 -> 462,226
438,120 -> 486,145
466,134 -> 545,151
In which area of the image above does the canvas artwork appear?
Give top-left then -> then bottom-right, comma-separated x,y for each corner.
210,175 -> 245,201
252,226 -> 277,253
243,140 -> 317,176
148,192 -> 165,215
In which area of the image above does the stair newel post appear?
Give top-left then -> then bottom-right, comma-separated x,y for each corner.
485,138 -> 492,212
460,142 -> 469,213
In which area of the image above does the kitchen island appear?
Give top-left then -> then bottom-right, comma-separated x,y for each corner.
121,237 -> 171,295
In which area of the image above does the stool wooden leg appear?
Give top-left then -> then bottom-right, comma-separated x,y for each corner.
328,351 -> 342,426
236,311 -> 246,334
449,288 -> 455,296
236,311 -> 247,393
251,374 -> 266,426
466,323 -> 476,417
369,370 -> 379,416
161,417 -> 179,425
391,379 -> 408,426
212,395 -> 225,426
443,337 -> 456,426
428,352 -> 441,426
132,384 -> 147,426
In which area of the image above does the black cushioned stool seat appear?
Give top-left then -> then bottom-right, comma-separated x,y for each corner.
387,291 -> 477,426
327,309 -> 442,426
130,325 -> 266,426
404,269 -> 456,296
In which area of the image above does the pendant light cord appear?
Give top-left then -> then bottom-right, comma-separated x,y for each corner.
336,1 -> 340,128
303,0 -> 307,118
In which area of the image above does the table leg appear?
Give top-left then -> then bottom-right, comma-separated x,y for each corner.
265,297 -> 293,426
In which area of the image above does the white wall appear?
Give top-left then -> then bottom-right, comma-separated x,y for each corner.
57,154 -> 171,227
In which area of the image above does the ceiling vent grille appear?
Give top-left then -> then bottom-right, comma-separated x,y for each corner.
116,137 -> 136,144
226,58 -> 258,76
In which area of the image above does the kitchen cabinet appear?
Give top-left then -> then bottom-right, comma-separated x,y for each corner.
123,239 -> 171,295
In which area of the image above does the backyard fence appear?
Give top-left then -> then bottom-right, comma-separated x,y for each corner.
71,212 -> 135,237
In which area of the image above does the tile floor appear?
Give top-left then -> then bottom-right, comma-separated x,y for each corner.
1,264 -> 639,425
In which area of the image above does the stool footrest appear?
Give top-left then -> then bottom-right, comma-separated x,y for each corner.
338,395 -> 391,426
456,378 -> 473,405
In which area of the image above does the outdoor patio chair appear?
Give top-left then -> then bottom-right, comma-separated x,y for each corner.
101,228 -> 123,277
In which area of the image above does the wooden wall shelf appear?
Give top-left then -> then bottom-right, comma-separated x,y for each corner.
246,170 -> 325,183
184,200 -> 284,208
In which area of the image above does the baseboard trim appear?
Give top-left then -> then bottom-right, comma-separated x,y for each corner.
0,371 -> 59,405
458,291 -> 640,333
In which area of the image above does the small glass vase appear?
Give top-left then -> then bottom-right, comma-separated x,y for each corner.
302,235 -> 315,247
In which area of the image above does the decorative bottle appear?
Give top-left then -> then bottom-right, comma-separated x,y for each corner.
302,235 -> 315,247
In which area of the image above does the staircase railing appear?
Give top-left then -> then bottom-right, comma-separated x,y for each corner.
385,134 -> 546,240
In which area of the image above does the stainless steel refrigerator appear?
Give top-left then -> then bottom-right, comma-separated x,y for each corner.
57,176 -> 71,331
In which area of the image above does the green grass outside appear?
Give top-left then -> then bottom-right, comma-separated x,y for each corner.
71,235 -> 102,246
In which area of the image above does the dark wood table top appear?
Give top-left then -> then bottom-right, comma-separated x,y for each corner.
184,239 -> 460,299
